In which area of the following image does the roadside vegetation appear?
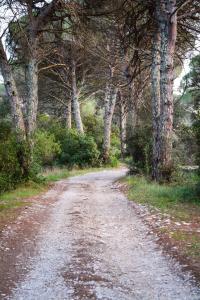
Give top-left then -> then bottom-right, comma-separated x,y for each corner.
123,172 -> 199,217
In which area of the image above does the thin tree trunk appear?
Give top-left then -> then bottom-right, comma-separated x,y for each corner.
119,91 -> 127,158
26,58 -> 39,136
127,82 -> 138,135
151,27 -> 161,181
159,0 -> 177,179
65,97 -> 72,129
71,58 -> 84,134
103,84 -> 118,161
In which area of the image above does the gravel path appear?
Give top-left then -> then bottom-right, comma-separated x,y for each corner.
2,169 -> 200,299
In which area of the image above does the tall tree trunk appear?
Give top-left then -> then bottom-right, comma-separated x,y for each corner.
127,82 -> 138,135
23,57 -> 39,174
26,58 -> 39,136
151,0 -> 177,181
65,97 -> 72,129
102,84 -> 118,161
151,27 -> 161,181
119,91 -> 127,158
159,0 -> 177,180
0,40 -> 26,137
71,58 -> 84,134
0,39 -> 31,177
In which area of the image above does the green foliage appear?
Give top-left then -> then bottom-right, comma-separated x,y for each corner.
110,127 -> 121,159
0,121 -> 25,192
193,108 -> 200,194
179,54 -> 200,194
0,121 -> 56,193
0,83 -> 5,95
42,168 -> 70,182
82,102 -> 121,162
193,110 -> 200,169
0,96 -> 10,119
124,173 -> 199,212
105,155 -> 119,167
58,129 -> 100,168
83,112 -> 104,149
37,115 -> 101,168
127,126 -> 152,175
173,124 -> 197,165
37,112 -> 120,168
34,130 -> 61,167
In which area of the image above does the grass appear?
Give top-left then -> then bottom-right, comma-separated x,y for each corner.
0,181 -> 47,217
123,173 -> 200,265
42,168 -> 70,181
123,174 -> 200,219
172,231 -> 200,259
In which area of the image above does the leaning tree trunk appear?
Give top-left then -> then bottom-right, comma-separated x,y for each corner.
102,84 -> 118,161
151,26 -> 161,181
159,0 -> 177,180
71,58 -> 84,134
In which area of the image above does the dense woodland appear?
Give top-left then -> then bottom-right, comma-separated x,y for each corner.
0,0 -> 200,193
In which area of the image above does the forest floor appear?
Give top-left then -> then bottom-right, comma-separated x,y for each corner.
0,169 -> 200,299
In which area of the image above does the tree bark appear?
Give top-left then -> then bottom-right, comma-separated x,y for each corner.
159,0 -> 177,179
102,84 -> 118,161
119,91 -> 127,158
0,39 -> 31,177
151,0 -> 177,181
65,97 -> 72,129
0,39 -> 26,137
26,58 -> 39,136
151,26 -> 161,181
71,58 -> 84,134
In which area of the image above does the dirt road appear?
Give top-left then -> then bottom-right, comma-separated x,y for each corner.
1,169 -> 200,299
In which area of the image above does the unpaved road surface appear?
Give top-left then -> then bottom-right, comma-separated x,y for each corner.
1,169 -> 200,300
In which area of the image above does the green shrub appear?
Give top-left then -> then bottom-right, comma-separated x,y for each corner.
193,113 -> 200,169
58,129 -> 100,168
126,174 -> 199,210
0,121 -> 59,193
83,112 -> 104,150
0,123 -> 24,192
82,103 -> 121,161
110,128 -> 121,159
38,113 -> 121,166
193,108 -> 200,194
34,130 -> 61,167
105,155 -> 119,167
127,126 -> 152,175
173,124 -> 197,166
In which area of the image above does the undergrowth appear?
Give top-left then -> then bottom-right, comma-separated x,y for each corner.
123,172 -> 200,221
124,174 -> 199,208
